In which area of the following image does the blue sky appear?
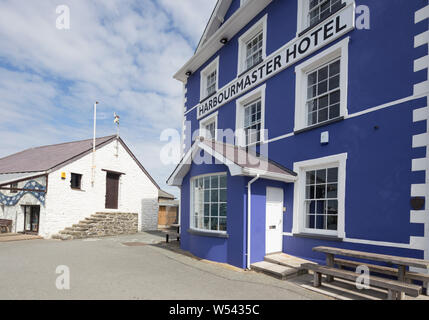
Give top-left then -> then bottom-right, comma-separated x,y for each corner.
0,0 -> 216,196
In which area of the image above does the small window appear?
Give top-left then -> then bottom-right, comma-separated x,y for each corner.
245,32 -> 263,71
297,0 -> 345,34
237,15 -> 267,75
308,0 -> 343,29
235,84 -> 266,147
243,99 -> 262,146
200,57 -> 219,101
199,112 -> 218,141
70,173 -> 82,190
10,183 -> 18,194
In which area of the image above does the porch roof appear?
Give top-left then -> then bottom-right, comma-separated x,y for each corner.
0,172 -> 46,187
167,138 -> 297,186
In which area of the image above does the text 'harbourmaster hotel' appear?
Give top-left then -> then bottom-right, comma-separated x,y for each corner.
168,0 -> 429,269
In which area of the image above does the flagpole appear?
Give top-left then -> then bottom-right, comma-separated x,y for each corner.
92,101 -> 99,186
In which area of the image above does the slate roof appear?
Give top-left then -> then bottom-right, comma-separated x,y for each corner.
0,136 -> 116,174
0,136 -> 160,189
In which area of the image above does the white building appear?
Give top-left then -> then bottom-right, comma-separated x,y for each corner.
0,135 -> 160,238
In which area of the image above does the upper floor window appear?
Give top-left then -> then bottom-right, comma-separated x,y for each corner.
245,32 -> 263,71
200,57 -> 219,101
200,111 -> 218,141
306,58 -> 340,126
294,37 -> 349,132
244,99 -> 262,146
235,84 -> 266,147
71,173 -> 82,190
237,14 -> 267,75
297,0 -> 347,35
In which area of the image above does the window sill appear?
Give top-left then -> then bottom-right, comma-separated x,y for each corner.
71,188 -> 85,192
297,2 -> 347,37
237,59 -> 265,78
200,91 -> 218,104
187,228 -> 229,239
294,116 -> 344,135
293,232 -> 343,242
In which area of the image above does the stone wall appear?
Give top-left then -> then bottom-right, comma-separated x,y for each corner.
53,212 -> 138,240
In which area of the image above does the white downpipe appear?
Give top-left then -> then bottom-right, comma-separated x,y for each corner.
247,174 -> 260,270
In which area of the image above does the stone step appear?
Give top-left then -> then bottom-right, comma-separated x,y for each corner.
52,234 -> 73,241
264,253 -> 314,271
251,261 -> 300,280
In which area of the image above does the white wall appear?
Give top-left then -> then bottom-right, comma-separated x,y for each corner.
0,176 -> 46,233
41,139 -> 159,238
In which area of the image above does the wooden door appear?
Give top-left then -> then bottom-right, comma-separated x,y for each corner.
105,172 -> 120,209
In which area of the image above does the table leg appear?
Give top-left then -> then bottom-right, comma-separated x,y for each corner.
326,254 -> 334,283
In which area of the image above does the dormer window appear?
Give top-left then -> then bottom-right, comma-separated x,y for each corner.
200,57 -> 219,101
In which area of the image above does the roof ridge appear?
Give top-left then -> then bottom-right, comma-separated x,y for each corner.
0,135 -> 116,161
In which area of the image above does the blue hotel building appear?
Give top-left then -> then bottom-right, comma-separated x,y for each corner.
168,0 -> 429,270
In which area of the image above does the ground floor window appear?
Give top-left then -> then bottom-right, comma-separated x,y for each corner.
191,173 -> 227,232
305,167 -> 338,231
293,153 -> 347,238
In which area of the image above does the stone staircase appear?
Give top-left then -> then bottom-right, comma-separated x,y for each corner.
52,212 -> 138,240
251,253 -> 314,280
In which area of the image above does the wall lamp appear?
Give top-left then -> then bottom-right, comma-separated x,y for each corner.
185,71 -> 192,77
220,37 -> 228,44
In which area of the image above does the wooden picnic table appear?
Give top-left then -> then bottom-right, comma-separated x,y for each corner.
313,246 -> 429,299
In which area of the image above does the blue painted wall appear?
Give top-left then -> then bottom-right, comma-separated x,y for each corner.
179,0 -> 428,266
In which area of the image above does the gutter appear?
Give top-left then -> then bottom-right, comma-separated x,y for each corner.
246,174 -> 260,270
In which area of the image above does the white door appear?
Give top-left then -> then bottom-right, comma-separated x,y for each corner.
265,187 -> 284,254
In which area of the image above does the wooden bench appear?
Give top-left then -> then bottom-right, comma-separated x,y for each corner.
334,258 -> 429,296
301,246 -> 429,300
0,219 -> 12,233
303,263 -> 421,300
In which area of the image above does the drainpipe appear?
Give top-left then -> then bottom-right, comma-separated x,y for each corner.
246,174 -> 260,270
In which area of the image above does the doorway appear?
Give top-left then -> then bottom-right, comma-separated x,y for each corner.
23,205 -> 40,234
265,187 -> 284,254
105,172 -> 120,209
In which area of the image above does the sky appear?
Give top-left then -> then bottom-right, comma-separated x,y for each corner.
0,0 -> 217,196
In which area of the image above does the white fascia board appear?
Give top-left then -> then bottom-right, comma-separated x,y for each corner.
174,0 -> 272,82
242,168 -> 297,183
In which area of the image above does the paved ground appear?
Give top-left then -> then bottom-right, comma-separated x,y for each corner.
0,231 -> 330,300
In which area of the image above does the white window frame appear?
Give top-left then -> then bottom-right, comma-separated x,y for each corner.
235,84 -> 266,147
296,0 -> 353,36
190,172 -> 228,235
200,56 -> 219,101
294,37 -> 349,132
292,153 -> 347,238
199,111 -> 218,141
237,14 -> 267,75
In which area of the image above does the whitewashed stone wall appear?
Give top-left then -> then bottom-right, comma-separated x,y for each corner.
0,176 -> 46,233
41,139 -> 159,238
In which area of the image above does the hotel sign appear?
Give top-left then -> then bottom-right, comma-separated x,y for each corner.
196,4 -> 355,120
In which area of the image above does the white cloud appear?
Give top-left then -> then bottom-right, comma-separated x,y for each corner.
0,0 -> 217,196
